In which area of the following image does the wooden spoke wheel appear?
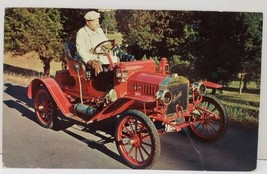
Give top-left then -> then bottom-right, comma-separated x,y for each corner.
115,110 -> 160,169
189,95 -> 228,142
34,87 -> 57,129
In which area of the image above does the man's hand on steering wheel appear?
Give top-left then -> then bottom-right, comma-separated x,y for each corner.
93,39 -> 116,55
92,39 -> 118,71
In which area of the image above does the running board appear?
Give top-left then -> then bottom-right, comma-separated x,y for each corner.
64,113 -> 92,124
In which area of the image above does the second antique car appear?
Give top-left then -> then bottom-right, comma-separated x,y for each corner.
27,40 -> 228,169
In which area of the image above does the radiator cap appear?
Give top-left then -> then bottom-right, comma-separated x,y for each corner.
172,73 -> 178,78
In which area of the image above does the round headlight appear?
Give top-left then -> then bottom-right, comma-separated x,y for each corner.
192,82 -> 206,95
156,90 -> 173,105
199,84 -> 206,95
162,91 -> 172,105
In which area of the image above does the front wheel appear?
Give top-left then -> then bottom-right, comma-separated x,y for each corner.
189,95 -> 228,142
115,110 -> 160,169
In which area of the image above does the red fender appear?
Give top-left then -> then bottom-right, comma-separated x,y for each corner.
202,81 -> 223,89
27,77 -> 74,116
92,91 -> 158,122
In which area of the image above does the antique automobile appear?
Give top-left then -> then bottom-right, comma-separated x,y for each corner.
27,40 -> 228,169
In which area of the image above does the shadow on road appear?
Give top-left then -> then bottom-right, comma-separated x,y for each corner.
3,83 -> 37,123
3,82 -> 258,170
3,82 -> 128,167
61,116 -> 128,166
4,83 -> 33,105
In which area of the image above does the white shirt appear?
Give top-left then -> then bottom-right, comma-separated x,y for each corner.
76,25 -> 107,63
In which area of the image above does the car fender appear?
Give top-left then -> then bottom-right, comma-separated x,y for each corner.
202,81 -> 223,89
27,77 -> 74,116
94,93 -> 155,122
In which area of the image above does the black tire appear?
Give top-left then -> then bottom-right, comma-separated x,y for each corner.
115,109 -> 160,169
34,86 -> 58,129
189,95 -> 228,142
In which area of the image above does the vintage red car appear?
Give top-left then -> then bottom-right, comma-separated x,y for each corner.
27,40 -> 228,169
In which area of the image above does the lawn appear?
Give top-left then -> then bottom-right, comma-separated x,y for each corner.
209,81 -> 260,128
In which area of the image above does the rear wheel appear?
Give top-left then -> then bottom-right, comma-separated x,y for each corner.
34,87 -> 57,129
189,95 -> 228,142
115,110 -> 160,169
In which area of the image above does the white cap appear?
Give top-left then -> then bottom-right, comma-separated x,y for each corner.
84,11 -> 100,21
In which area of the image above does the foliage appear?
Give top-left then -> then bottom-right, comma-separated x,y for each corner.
100,10 -> 117,33
225,105 -> 258,128
4,8 -> 262,85
4,8 -> 64,61
192,12 -> 263,84
116,10 -> 262,85
241,13 -> 263,87
59,8 -> 89,41
4,8 -> 261,127
60,9 -> 118,40
213,85 -> 260,128
169,55 -> 195,79
116,10 -> 198,60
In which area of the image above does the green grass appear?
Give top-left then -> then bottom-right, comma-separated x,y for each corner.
207,81 -> 260,128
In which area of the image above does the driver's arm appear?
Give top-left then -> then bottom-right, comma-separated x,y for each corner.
76,29 -> 98,63
76,27 -> 108,63
76,28 -> 109,76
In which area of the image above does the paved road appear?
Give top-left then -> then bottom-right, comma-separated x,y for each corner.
2,82 -> 258,171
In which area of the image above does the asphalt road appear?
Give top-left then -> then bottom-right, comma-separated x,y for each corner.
2,82 -> 258,171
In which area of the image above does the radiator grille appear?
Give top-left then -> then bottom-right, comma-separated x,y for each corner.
166,83 -> 188,115
128,81 -> 158,95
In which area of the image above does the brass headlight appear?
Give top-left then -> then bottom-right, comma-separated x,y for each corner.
191,82 -> 206,95
156,89 -> 173,105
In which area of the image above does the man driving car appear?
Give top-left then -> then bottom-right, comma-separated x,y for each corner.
76,10 -> 135,76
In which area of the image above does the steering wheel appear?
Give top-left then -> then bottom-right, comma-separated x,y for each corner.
93,39 -> 118,69
93,40 -> 116,55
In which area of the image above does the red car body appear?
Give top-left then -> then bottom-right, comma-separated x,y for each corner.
27,41 -> 228,169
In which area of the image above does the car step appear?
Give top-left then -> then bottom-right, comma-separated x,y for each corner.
64,113 -> 89,124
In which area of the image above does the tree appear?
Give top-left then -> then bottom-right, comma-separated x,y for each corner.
4,8 -> 64,76
59,8 -> 89,41
239,13 -> 262,92
191,12 -> 246,83
60,9 -> 117,39
192,12 -> 262,92
100,10 -> 117,34
116,10 -> 198,61
116,10 -> 262,89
